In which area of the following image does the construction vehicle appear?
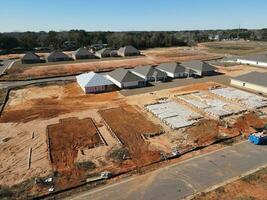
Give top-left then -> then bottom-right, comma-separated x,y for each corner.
248,124 -> 267,145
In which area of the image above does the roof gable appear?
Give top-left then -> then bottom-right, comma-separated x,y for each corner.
21,52 -> 40,60
73,47 -> 93,56
76,72 -> 113,87
47,50 -> 69,59
181,60 -> 216,72
108,68 -> 144,83
118,45 -> 140,54
132,65 -> 167,78
96,48 -> 111,55
156,62 -> 186,73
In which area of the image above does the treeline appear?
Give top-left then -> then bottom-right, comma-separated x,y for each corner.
0,29 -> 267,52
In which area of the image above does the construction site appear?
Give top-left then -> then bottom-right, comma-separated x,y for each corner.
0,79 -> 267,198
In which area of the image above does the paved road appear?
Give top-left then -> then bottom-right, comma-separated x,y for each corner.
67,141 -> 267,200
0,75 -> 76,89
120,74 -> 230,96
0,60 -> 14,76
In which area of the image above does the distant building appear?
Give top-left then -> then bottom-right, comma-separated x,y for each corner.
118,46 -> 140,57
110,50 -> 119,57
237,54 -> 267,68
181,60 -> 216,76
131,65 -> 167,82
76,72 -> 114,93
47,50 -> 70,62
95,48 -> 112,58
106,68 -> 145,89
21,51 -> 42,64
231,71 -> 267,94
72,47 -> 95,60
156,62 -> 188,78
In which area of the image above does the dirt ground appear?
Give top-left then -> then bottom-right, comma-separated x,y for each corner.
0,80 -> 266,198
203,40 -> 267,55
0,83 -> 123,123
47,117 -> 103,189
216,64 -> 267,77
0,47 -> 220,80
48,117 -> 102,170
99,106 -> 162,167
192,167 -> 267,200
232,112 -> 267,137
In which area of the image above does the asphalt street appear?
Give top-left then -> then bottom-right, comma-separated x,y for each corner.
66,141 -> 267,200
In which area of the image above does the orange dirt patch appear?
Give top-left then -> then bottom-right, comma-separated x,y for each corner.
232,112 -> 267,137
0,83 -> 122,123
172,82 -> 221,94
99,106 -> 162,167
1,47 -> 221,80
193,168 -> 267,200
47,117 -> 103,189
186,119 -> 221,146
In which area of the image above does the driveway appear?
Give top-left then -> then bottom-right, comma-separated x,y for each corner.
66,141 -> 267,200
0,60 -> 14,76
120,74 -> 230,96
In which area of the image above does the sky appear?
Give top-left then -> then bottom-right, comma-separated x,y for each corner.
0,0 -> 267,32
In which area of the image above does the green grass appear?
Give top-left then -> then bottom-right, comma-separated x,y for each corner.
203,41 -> 267,56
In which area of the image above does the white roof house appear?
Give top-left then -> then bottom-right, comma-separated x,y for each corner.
76,72 -> 114,93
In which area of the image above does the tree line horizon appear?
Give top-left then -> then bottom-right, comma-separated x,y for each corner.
0,28 -> 267,52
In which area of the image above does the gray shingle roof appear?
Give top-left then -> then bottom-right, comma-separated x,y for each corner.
241,54 -> 267,63
156,62 -> 186,74
96,48 -> 111,56
21,51 -> 40,60
132,65 -> 167,78
181,60 -> 216,72
73,47 -> 94,57
76,72 -> 113,87
108,68 -> 144,83
232,71 -> 267,87
118,45 -> 140,55
47,50 -> 69,59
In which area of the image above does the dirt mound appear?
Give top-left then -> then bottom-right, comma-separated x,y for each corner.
232,112 -> 267,137
99,106 -> 162,167
186,119 -> 221,146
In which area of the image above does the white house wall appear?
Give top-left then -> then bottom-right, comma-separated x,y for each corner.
231,79 -> 267,94
106,75 -> 122,88
237,59 -> 267,68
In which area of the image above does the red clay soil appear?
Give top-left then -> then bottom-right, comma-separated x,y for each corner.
0,83 -> 121,123
0,50 -> 220,80
172,82 -> 221,94
193,167 -> 267,200
99,106 -> 162,167
232,112 -> 267,137
186,119 -> 221,147
47,117 -> 102,189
